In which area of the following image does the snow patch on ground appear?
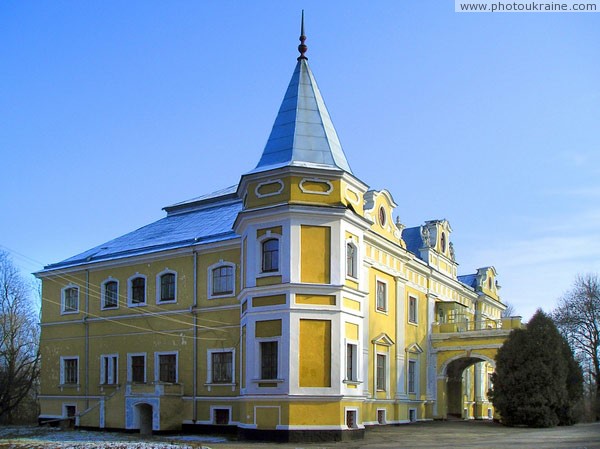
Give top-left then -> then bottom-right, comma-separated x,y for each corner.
0,425 -> 226,448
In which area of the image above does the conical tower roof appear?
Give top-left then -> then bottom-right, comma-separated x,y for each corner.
251,16 -> 352,175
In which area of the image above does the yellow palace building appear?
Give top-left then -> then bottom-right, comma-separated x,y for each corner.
36,21 -> 521,441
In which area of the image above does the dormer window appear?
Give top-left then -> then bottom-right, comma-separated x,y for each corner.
440,232 -> 446,253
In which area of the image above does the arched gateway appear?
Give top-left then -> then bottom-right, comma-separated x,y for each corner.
430,317 -> 522,419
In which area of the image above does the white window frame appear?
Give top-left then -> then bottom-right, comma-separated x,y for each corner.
156,269 -> 177,304
60,356 -> 79,385
62,403 -> 78,425
408,359 -> 418,394
344,407 -> 360,429
409,408 -> 417,422
257,233 -> 281,277
206,348 -> 236,385
61,284 -> 79,315
210,405 -> 233,425
255,337 -> 281,381
408,295 -> 418,324
375,351 -> 388,392
377,408 -> 387,425
127,274 -> 147,307
154,351 -> 178,383
127,352 -> 147,383
344,340 -> 359,383
101,278 -> 119,310
207,261 -> 236,299
345,240 -> 359,280
375,278 -> 388,313
100,354 -> 119,385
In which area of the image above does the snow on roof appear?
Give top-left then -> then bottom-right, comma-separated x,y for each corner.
42,191 -> 242,272
457,273 -> 477,289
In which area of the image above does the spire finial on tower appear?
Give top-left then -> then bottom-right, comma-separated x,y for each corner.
297,10 -> 308,61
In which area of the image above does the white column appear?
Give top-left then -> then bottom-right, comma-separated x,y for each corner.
395,276 -> 407,399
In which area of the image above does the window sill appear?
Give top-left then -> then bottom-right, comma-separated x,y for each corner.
208,293 -> 234,300
205,382 -> 236,387
60,310 -> 79,315
101,306 -> 119,311
408,321 -> 418,326
343,379 -> 362,386
251,378 -> 284,384
128,303 -> 147,308
256,271 -> 280,278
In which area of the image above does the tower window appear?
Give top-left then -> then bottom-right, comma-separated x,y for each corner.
346,242 -> 357,278
261,238 -> 279,273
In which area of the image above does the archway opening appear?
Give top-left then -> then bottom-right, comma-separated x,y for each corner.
445,356 -> 493,420
134,403 -> 153,435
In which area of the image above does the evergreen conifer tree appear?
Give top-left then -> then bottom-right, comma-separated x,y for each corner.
490,309 -> 582,427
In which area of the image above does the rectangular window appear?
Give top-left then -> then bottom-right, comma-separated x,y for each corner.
61,357 -> 78,385
63,287 -> 79,313
212,266 -> 234,295
376,281 -> 387,312
260,341 -> 278,380
103,281 -> 118,309
346,410 -> 357,428
408,296 -> 418,323
261,239 -> 279,273
158,353 -> 177,383
214,409 -> 230,425
376,354 -> 386,391
408,360 -> 417,394
101,355 -> 118,385
212,352 -> 233,383
346,243 -> 357,278
346,343 -> 358,381
130,355 -> 146,383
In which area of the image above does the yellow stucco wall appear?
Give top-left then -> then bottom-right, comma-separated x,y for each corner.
300,225 -> 330,284
299,319 -> 331,387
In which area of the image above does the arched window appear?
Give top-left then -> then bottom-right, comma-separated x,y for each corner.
262,238 -> 279,273
346,242 -> 357,278
61,285 -> 79,314
102,279 -> 119,309
159,272 -> 176,303
128,275 -> 146,306
212,265 -> 234,296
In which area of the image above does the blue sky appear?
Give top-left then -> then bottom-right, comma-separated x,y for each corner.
1,1 -> 598,320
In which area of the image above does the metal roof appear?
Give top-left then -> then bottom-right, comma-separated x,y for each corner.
401,226 -> 423,260
457,274 -> 477,289
250,58 -> 352,175
42,193 -> 242,271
